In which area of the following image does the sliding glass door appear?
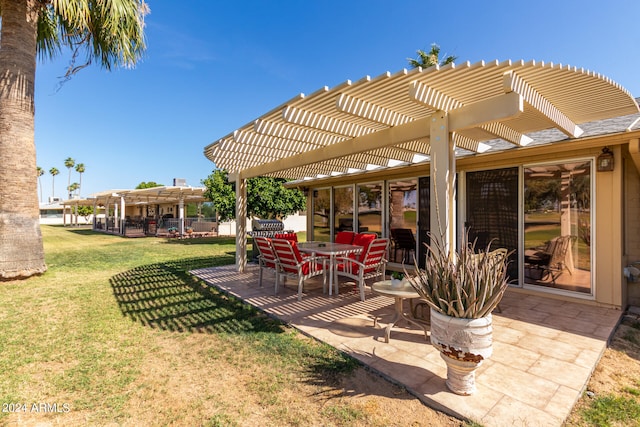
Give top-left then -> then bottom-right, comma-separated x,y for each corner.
357,182 -> 383,236
312,188 -> 331,241
523,161 -> 592,294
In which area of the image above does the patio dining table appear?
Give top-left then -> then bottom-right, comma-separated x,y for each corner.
297,241 -> 363,296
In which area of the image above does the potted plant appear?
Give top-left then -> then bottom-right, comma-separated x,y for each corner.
390,270 -> 405,287
167,226 -> 178,236
408,230 -> 510,395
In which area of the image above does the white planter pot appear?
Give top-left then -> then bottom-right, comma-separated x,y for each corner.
390,278 -> 405,288
429,308 -> 493,395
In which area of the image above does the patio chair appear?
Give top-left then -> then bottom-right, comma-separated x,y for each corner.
525,235 -> 576,285
335,238 -> 389,301
271,238 -> 326,301
390,228 -> 416,263
253,237 -> 279,288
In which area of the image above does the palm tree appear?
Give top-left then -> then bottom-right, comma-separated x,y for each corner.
407,43 -> 457,69
37,166 -> 44,203
0,1 -> 148,279
64,157 -> 75,199
68,182 -> 80,198
75,163 -> 85,198
49,167 -> 59,200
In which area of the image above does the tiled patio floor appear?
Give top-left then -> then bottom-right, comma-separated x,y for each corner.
191,264 -> 622,427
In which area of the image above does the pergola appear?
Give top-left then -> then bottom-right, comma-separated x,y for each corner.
204,59 -> 639,270
64,186 -> 209,234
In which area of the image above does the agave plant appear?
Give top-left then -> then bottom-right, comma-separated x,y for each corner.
408,230 -> 511,319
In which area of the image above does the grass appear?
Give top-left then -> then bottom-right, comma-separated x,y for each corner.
566,316 -> 640,426
0,226 -> 364,425
579,395 -> 640,426
4,226 -> 638,426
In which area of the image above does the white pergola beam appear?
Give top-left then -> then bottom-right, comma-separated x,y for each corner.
283,106 -> 373,138
480,122 -> 533,146
236,116 -> 433,180
236,93 -> 525,180
254,119 -> 343,147
336,93 -> 412,127
452,133 -> 491,153
409,81 -> 463,111
448,92 -> 525,131
504,71 -> 584,138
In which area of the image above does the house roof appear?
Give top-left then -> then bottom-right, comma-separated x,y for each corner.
204,59 -> 639,182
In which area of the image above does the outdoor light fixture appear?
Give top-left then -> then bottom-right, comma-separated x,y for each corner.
597,147 -> 614,172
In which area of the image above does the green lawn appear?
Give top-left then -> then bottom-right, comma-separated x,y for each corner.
0,226 -> 365,426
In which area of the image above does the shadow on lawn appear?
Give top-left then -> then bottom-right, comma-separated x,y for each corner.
109,256 -> 283,334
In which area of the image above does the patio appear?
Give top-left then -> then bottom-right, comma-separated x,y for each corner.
191,264 -> 621,426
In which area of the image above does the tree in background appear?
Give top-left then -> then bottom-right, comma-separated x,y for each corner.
407,43 -> 457,69
0,0 -> 149,279
202,170 -> 305,222
135,181 -> 163,189
37,166 -> 44,203
202,171 -> 235,222
49,167 -> 59,200
76,205 -> 94,223
68,182 -> 80,198
247,177 -> 305,219
75,163 -> 85,197
64,157 -> 75,199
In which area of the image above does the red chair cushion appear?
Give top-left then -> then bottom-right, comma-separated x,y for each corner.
274,232 -> 298,242
353,233 -> 376,262
335,231 -> 355,244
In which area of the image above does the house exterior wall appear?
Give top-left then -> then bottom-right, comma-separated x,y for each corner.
624,146 -> 640,307
301,137 -> 640,310
594,145 -> 624,308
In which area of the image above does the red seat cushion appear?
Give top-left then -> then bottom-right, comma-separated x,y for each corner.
335,231 -> 355,244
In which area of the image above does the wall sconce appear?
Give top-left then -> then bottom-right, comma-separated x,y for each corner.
597,147 -> 614,172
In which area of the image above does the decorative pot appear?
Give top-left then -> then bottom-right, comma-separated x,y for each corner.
390,278 -> 405,288
429,308 -> 493,395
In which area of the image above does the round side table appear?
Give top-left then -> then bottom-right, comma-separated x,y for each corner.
371,280 -> 429,343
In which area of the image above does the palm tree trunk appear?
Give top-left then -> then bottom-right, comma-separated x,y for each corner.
0,0 -> 47,279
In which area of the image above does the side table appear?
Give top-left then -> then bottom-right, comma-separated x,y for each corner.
371,280 -> 429,343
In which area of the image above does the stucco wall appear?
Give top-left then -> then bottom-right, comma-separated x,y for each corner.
624,150 -> 640,307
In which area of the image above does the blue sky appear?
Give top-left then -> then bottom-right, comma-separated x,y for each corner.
34,0 -> 640,201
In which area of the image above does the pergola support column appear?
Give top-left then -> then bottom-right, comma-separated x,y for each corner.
120,196 -> 126,235
429,111 -> 456,256
234,175 -> 247,271
178,197 -> 185,235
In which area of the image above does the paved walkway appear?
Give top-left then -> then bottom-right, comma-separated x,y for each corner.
191,264 -> 622,427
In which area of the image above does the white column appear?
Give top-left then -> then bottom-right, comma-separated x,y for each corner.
235,175 -> 247,272
430,111 -> 456,256
178,196 -> 185,234
92,199 -> 98,229
120,196 -> 126,235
